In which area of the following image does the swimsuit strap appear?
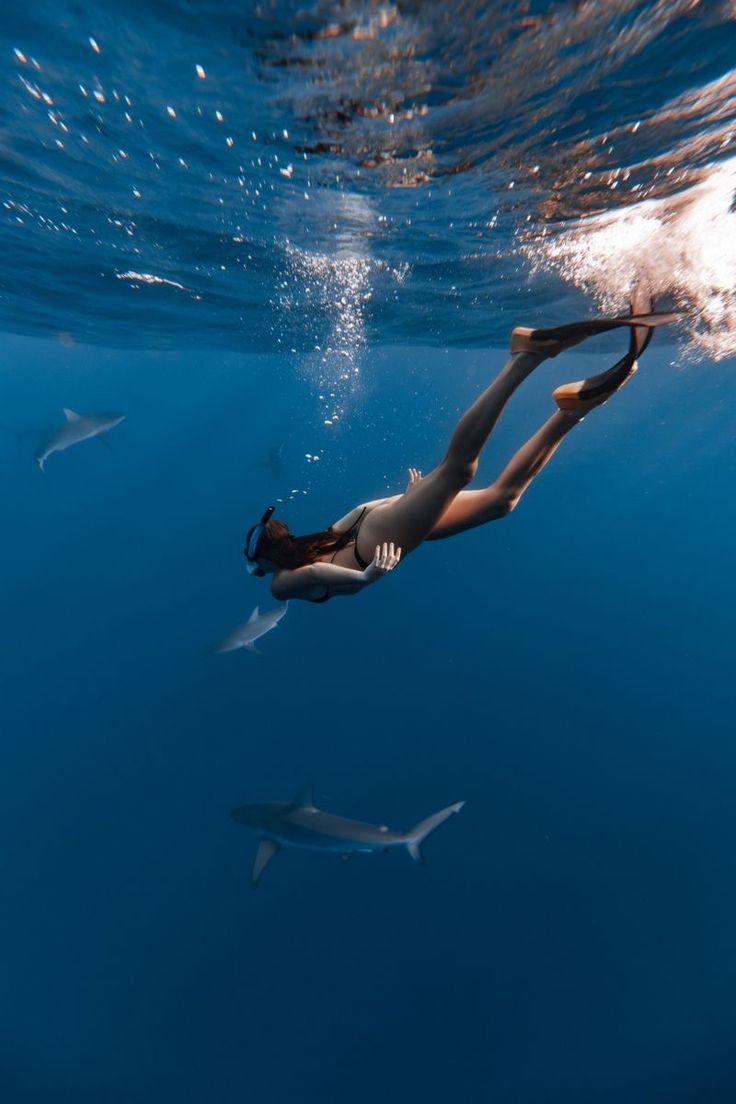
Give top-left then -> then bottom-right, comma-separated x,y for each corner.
313,506 -> 370,601
344,505 -> 368,541
328,506 -> 369,563
348,506 -> 370,569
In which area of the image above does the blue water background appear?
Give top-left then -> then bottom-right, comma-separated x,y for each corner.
4,0 -> 736,1098
3,328 -> 736,1102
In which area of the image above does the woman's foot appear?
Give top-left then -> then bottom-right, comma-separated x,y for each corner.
510,311 -> 680,359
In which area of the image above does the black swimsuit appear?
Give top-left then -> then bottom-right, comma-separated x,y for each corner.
311,506 -> 369,603
342,506 -> 370,570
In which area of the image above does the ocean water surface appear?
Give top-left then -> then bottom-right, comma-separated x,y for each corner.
2,3 -> 736,1102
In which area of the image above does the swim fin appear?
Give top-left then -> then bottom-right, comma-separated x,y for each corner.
552,342 -> 639,413
551,296 -> 674,413
511,310 -> 680,358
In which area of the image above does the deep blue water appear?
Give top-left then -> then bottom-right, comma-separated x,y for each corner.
4,334 -> 736,1102
3,3 -> 736,1103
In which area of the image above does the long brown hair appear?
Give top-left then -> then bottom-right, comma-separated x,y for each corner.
249,518 -> 347,570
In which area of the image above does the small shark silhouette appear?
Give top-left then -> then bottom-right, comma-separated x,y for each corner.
213,604 -> 288,655
257,442 -> 286,480
35,408 -> 125,471
232,785 -> 465,885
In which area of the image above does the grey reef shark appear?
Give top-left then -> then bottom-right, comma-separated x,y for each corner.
35,408 -> 125,471
213,604 -> 288,655
232,785 -> 465,886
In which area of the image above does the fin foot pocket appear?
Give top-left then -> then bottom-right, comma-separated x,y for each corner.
552,359 -> 638,413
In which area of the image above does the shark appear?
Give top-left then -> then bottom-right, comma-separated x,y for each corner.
213,604 -> 288,655
35,408 -> 125,471
231,785 -> 465,885
257,441 -> 286,480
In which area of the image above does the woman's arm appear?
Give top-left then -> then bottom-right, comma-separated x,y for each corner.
272,562 -> 367,601
271,544 -> 401,602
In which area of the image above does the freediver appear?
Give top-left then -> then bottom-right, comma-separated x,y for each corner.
244,300 -> 679,604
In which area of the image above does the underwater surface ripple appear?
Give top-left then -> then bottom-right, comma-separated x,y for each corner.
2,1 -> 736,359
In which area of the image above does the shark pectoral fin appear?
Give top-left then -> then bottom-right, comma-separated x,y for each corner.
97,433 -> 113,450
247,607 -> 260,623
244,642 -> 262,655
252,839 -> 280,887
63,408 -> 81,422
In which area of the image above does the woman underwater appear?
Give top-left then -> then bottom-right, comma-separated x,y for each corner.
244,298 -> 679,604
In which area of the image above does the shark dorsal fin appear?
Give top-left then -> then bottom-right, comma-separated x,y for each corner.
288,784 -> 314,810
63,408 -> 81,422
252,838 -> 279,887
247,607 -> 260,623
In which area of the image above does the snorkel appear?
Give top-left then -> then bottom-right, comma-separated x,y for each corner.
244,505 -> 276,575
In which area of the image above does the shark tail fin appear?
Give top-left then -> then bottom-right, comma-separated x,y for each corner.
405,801 -> 465,864
36,456 -> 45,472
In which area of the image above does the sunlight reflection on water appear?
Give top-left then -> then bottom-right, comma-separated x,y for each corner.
526,158 -> 736,361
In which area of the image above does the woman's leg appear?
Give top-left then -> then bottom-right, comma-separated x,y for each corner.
358,350 -> 544,557
427,313 -> 659,540
427,409 -> 581,539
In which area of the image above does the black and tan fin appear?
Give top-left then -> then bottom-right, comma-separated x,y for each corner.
552,345 -> 638,413
510,309 -> 680,358
551,295 -> 671,413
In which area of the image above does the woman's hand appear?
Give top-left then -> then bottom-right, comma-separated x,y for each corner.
363,542 -> 402,583
406,467 -> 423,491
